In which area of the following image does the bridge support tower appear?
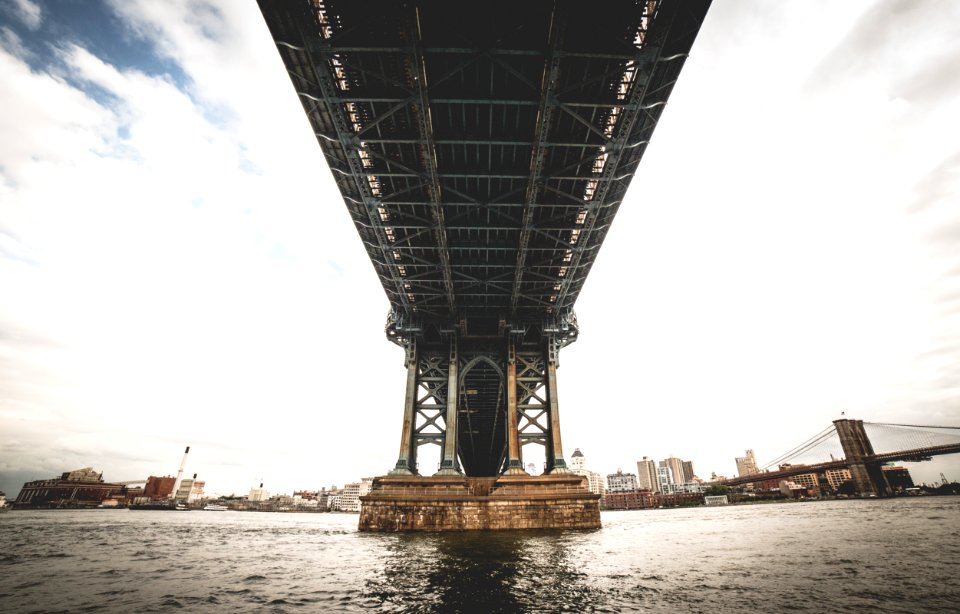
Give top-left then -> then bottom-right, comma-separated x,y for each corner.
360,329 -> 600,531
834,419 -> 891,497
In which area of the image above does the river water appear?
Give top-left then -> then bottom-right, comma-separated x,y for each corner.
1,497 -> 958,613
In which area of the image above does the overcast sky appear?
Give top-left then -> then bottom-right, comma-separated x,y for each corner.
1,0 -> 958,498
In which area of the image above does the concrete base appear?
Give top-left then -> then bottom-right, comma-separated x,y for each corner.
358,474 -> 601,531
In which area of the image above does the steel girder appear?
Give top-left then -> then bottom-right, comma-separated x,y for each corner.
258,0 -> 712,339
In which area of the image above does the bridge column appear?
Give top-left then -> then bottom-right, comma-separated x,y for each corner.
390,342 -> 418,475
834,419 -> 890,496
546,338 -> 569,474
436,336 -> 461,475
503,341 -> 527,475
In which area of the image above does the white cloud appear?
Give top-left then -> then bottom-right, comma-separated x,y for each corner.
1,0 -> 958,496
0,6 -> 398,496
8,0 -> 42,30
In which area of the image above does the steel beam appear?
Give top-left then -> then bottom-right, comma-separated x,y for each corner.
503,341 -> 527,474
390,341 -> 418,475
436,336 -> 461,475
544,338 -> 569,473
511,0 -> 563,314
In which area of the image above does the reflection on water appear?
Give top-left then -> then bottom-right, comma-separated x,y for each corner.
367,531 -> 606,612
1,499 -> 959,612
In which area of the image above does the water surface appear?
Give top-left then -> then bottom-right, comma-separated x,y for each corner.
1,498 -> 957,612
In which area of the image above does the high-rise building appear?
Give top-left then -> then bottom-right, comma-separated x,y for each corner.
656,466 -> 674,493
636,457 -> 658,492
570,448 -> 586,472
570,449 -> 604,496
681,460 -> 695,482
661,457 -> 685,487
735,449 -> 759,477
606,470 -> 638,492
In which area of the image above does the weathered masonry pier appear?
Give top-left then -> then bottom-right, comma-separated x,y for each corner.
258,0 -> 711,530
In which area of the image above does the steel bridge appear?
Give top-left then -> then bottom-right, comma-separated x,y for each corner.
258,0 -> 711,479
719,419 -> 960,495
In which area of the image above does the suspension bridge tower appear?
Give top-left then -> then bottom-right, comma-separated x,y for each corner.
834,419 -> 891,497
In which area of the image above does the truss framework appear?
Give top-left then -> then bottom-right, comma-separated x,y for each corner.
389,337 -> 568,477
259,0 -> 711,338
258,0 -> 712,478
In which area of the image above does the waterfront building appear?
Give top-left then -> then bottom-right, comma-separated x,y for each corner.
14,469 -> 129,509
570,449 -> 605,497
656,466 -> 674,493
583,472 -> 605,497
291,495 -> 319,510
340,482 -> 362,512
144,476 -> 177,499
637,457 -> 658,493
882,466 -> 914,491
824,468 -> 852,490
606,470 -> 639,492
704,495 -> 728,506
658,491 -> 704,507
661,457 -> 685,488
673,482 -> 704,494
778,465 -> 820,496
187,480 -> 205,502
779,480 -> 806,498
604,490 -> 656,510
175,474 -> 205,502
318,486 -> 342,510
359,477 -> 374,498
604,489 -> 704,509
735,449 -> 759,477
248,484 -> 270,502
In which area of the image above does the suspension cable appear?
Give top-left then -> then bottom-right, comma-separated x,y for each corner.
762,426 -> 837,469
864,422 -> 960,430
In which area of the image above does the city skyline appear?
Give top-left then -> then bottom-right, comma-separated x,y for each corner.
2,1 -> 960,497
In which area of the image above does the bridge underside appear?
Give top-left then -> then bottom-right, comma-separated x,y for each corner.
258,0 -> 711,529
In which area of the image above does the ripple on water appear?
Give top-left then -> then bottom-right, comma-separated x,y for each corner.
1,501 -> 958,612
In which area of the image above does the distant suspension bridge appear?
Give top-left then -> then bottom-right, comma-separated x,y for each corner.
718,419 -> 960,496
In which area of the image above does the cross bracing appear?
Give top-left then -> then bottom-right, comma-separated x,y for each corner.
258,0 -> 711,344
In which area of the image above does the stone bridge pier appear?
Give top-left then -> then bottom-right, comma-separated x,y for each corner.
834,419 -> 891,497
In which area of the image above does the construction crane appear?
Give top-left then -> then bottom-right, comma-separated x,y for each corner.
169,446 -> 190,499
